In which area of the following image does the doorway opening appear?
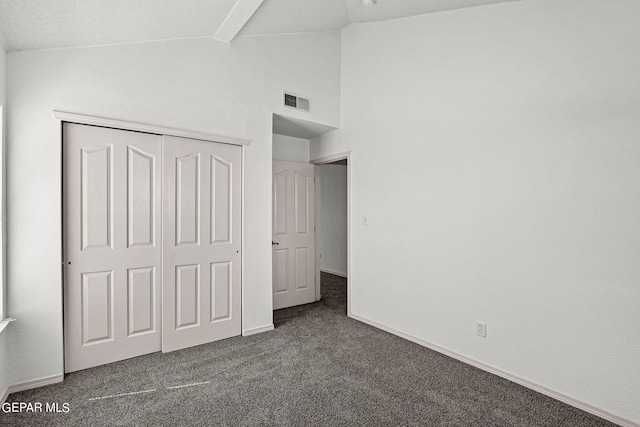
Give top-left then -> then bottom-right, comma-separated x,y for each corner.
270,113 -> 349,316
312,152 -> 350,316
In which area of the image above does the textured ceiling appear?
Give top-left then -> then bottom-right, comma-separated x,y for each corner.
241,0 -> 524,35
0,0 -> 525,52
240,0 -> 351,36
0,0 -> 238,51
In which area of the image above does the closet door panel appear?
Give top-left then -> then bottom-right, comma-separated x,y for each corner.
162,136 -> 242,352
64,123 -> 162,373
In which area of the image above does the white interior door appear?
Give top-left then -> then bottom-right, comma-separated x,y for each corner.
63,123 -> 162,372
272,160 -> 316,310
162,136 -> 242,352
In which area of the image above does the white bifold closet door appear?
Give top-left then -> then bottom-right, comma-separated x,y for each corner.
64,123 -> 163,372
63,124 -> 242,372
161,135 -> 241,352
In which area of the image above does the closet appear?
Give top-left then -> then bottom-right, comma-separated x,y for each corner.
63,122 -> 242,372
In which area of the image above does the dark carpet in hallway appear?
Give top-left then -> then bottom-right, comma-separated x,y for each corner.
1,273 -> 614,426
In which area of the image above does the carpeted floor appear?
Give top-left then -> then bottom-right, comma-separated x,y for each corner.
1,272 -> 615,426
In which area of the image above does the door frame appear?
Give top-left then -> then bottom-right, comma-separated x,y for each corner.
310,151 -> 351,316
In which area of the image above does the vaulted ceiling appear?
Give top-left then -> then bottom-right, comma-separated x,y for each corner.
0,0 -> 524,52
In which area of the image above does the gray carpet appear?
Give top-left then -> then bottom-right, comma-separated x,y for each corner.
1,273 -> 615,426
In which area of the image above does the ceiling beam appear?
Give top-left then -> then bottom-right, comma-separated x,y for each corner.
214,0 -> 265,43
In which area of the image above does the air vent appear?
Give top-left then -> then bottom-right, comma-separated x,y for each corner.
283,92 -> 310,112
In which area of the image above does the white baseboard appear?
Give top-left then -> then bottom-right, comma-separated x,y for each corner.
349,313 -> 638,427
9,374 -> 64,394
1,374 -> 64,404
243,324 -> 274,336
320,268 -> 347,278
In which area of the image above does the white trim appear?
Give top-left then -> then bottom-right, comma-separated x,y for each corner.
349,313 -> 639,427
314,165 -> 321,301
52,111 -> 251,146
310,151 -> 351,165
0,102 -> 5,321
240,146 -> 247,343
5,374 -> 64,396
320,268 -> 347,278
242,324 -> 274,336
0,318 -> 14,335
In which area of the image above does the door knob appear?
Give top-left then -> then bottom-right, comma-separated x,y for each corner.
272,241 -> 279,246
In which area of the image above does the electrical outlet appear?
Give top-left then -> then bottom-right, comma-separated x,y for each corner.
476,321 -> 487,338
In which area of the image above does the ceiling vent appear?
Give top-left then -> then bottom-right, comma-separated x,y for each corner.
283,92 -> 310,112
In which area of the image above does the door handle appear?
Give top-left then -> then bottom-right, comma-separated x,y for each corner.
272,241 -> 279,246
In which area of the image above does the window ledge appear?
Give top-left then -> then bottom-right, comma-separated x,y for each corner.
0,319 -> 14,335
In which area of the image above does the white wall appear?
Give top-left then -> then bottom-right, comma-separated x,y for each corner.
319,165 -> 347,276
313,0 -> 640,424
0,40 -> 4,107
5,32 -> 340,386
272,134 -> 309,162
0,42 -> 8,400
